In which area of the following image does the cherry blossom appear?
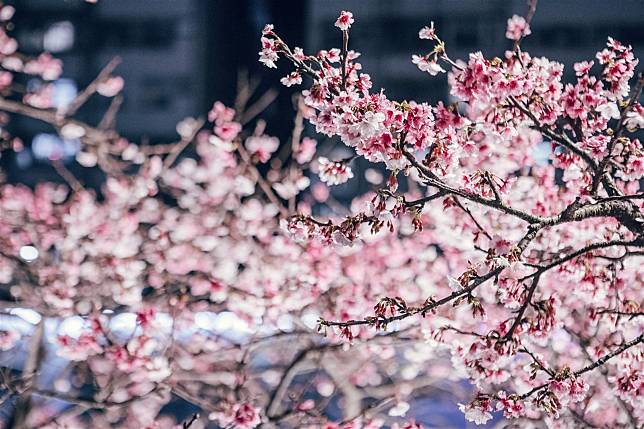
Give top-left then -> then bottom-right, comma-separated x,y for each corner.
505,15 -> 532,41
294,136 -> 317,164
0,3 -> 642,429
212,402 -> 261,429
245,135 -> 279,163
255,6 -> 644,427
496,391 -> 526,419
97,75 -> 124,97
624,103 -> 644,130
458,398 -> 494,425
411,55 -> 445,75
335,11 -> 354,31
0,329 -> 19,351
418,23 -> 436,40
280,71 -> 302,87
317,156 -> 354,185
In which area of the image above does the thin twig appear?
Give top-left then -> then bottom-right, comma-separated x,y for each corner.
52,160 -> 84,193
237,142 -> 289,217
98,94 -> 123,130
517,334 -> 643,400
163,118 -> 205,169
64,57 -> 122,116
240,89 -> 279,125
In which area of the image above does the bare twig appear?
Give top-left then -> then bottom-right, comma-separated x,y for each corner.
237,142 -> 289,217
98,94 -> 124,130
64,57 -> 122,116
52,160 -> 84,193
240,89 -> 279,125
163,118 -> 206,169
182,413 -> 200,428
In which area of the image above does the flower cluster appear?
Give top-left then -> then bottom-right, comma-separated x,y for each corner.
259,8 -> 644,428
505,15 -> 531,41
0,5 -> 642,429
317,156 -> 354,185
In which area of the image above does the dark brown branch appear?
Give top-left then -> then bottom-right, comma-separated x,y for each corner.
98,94 -> 124,130
30,386 -> 163,410
595,309 -> 643,318
319,269 -> 498,329
52,160 -> 84,193
508,96 -> 598,169
319,223 -> 540,328
592,74 -> 644,194
577,334 -> 643,376
182,413 -> 200,428
13,322 -> 44,429
540,200 -> 643,235
533,239 -> 641,271
597,193 -> 644,203
503,272 -> 541,341
402,148 -> 543,224
240,89 -> 279,125
266,342 -> 343,419
454,198 -> 493,240
517,334 -> 644,400
483,171 -> 502,202
403,190 -> 446,207
0,97 -> 119,147
340,30 -> 349,90
237,142 -> 289,217
570,329 -> 638,428
519,346 -> 555,377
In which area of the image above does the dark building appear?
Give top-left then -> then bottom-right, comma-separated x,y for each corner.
3,0 -> 305,186
11,0 -> 210,140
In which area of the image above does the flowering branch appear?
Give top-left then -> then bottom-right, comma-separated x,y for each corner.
516,334 -> 643,401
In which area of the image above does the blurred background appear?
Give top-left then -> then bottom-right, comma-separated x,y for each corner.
2,0 -> 643,191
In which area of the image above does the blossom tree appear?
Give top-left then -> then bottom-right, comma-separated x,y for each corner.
0,1 -> 643,428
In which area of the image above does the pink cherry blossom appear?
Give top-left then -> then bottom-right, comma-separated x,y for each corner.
213,402 -> 261,429
505,15 -> 531,41
0,329 -> 20,351
280,71 -> 302,87
215,121 -> 242,140
294,137 -> 317,164
335,11 -> 354,31
411,55 -> 445,75
0,5 -> 642,429
245,135 -> 279,163
317,157 -> 354,185
97,75 -> 124,97
418,23 -> 435,40
458,398 -> 494,425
